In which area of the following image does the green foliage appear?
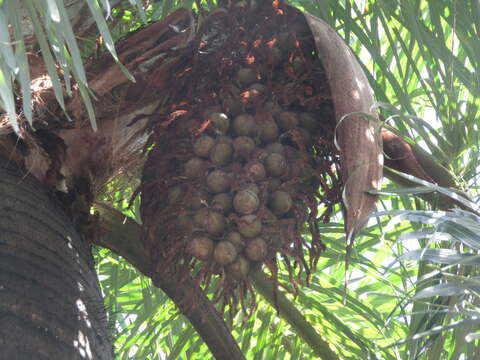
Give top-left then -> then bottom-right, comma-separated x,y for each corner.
2,0 -> 479,358
93,0 -> 480,359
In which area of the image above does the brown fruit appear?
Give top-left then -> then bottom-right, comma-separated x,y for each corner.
206,211 -> 227,236
208,112 -> 230,134
226,231 -> 245,251
237,68 -> 257,86
245,237 -> 268,262
227,256 -> 250,279
265,153 -> 287,177
269,190 -> 293,217
185,157 -> 206,179
276,111 -> 299,131
187,236 -> 214,261
206,170 -> 230,193
259,120 -> 279,144
211,193 -> 233,214
244,161 -> 266,181
213,241 -> 238,265
210,142 -> 233,166
233,136 -> 255,157
237,215 -> 262,238
233,189 -> 260,215
233,114 -> 256,136
193,135 -> 215,158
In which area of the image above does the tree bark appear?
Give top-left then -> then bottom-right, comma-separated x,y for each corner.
0,159 -> 113,360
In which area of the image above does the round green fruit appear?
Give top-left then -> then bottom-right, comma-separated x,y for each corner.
193,135 -> 215,158
265,153 -> 287,177
259,120 -> 279,144
245,237 -> 268,262
269,190 -> 293,217
233,136 -> 255,157
233,114 -> 256,136
210,142 -> 233,166
225,231 -> 245,251
237,68 -> 257,86
227,256 -> 250,279
184,157 -> 206,179
208,112 -> 230,135
213,241 -> 238,265
206,211 -> 227,236
233,189 -> 260,215
211,193 -> 233,214
206,170 -> 230,193
187,236 -> 214,261
276,111 -> 299,131
237,215 -> 262,238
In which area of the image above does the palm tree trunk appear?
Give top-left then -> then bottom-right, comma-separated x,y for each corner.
0,160 -> 113,360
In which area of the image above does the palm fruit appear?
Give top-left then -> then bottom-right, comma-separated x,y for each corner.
206,211 -> 227,236
140,1 -> 343,315
208,112 -> 230,134
226,231 -> 245,252
245,83 -> 267,104
233,136 -> 255,157
210,142 -> 233,166
245,237 -> 268,262
214,241 -> 238,265
237,67 -> 257,86
244,161 -> 266,181
237,215 -> 262,238
243,182 -> 259,194
193,135 -> 215,158
265,142 -> 285,155
264,153 -> 287,177
193,207 -> 209,227
184,157 -> 205,179
264,100 -> 282,116
233,189 -> 260,215
206,169 -> 230,193
259,120 -> 279,144
269,190 -> 293,217
233,114 -> 256,136
226,255 -> 250,279
276,111 -> 299,131
187,236 -> 214,261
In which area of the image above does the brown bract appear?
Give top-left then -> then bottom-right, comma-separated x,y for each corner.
303,12 -> 383,238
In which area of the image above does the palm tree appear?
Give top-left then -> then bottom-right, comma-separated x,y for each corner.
1,1 -> 478,359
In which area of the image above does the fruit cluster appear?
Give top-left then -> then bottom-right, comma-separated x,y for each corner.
140,1 -> 342,309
